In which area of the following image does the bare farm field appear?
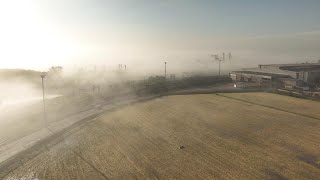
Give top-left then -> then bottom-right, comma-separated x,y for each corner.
2,93 -> 320,179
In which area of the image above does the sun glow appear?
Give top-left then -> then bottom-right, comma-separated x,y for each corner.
0,0 -> 76,70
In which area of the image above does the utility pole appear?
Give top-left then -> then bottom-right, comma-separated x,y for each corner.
164,62 -> 167,79
222,52 -> 225,61
228,52 -> 232,64
40,73 -> 47,128
212,54 -> 222,76
218,58 -> 221,76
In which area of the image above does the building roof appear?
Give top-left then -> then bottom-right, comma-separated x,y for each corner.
239,67 -> 292,76
259,63 -> 320,71
232,63 -> 320,78
233,69 -> 291,77
259,63 -> 320,67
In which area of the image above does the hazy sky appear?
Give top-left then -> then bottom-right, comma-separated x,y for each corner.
1,0 -> 320,70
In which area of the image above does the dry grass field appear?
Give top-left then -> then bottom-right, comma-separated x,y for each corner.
220,92 -> 320,120
3,93 -> 320,179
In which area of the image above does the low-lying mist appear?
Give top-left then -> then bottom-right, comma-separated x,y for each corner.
0,81 -> 42,105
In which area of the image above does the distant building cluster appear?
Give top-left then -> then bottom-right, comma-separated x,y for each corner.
230,61 -> 320,91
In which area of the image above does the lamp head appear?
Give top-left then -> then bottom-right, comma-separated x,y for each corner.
40,73 -> 46,78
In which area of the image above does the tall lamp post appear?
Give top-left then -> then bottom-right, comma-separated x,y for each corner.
164,61 -> 167,79
40,73 -> 47,128
211,52 -> 232,76
217,56 -> 221,76
212,54 -> 223,76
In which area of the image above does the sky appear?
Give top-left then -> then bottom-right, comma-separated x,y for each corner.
0,0 -> 320,71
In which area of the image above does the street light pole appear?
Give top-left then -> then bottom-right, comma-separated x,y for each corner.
213,54 -> 222,76
40,74 -> 47,128
218,60 -> 221,76
164,62 -> 167,79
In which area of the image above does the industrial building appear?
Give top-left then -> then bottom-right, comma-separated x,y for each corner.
230,62 -> 320,90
